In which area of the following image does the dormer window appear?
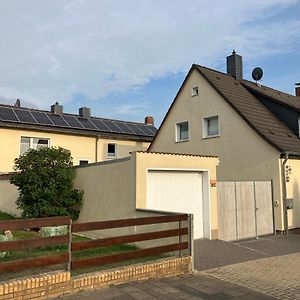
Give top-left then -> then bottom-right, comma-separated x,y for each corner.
191,86 -> 199,97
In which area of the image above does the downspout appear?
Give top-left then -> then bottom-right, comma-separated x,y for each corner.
281,152 -> 289,235
95,136 -> 100,163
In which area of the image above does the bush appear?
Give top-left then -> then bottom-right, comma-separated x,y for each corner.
11,147 -> 83,219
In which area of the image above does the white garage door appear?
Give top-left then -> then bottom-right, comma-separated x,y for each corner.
147,170 -> 204,239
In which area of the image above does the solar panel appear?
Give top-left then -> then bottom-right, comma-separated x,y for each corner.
77,117 -> 97,130
136,124 -> 155,135
114,121 -> 135,134
0,105 -> 156,137
31,111 -> 53,125
47,113 -> 69,127
90,119 -> 112,132
101,120 -> 123,133
14,109 -> 37,124
0,107 -> 18,122
126,123 -> 148,136
146,126 -> 157,135
62,115 -> 84,128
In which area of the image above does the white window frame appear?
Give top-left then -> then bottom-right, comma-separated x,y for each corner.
20,136 -> 50,155
107,143 -> 117,159
191,86 -> 199,97
175,121 -> 189,142
202,115 -> 220,139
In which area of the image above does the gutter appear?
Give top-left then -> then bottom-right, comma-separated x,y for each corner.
281,152 -> 289,235
95,136 -> 100,163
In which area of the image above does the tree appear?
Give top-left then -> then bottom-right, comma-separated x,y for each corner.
11,147 -> 83,219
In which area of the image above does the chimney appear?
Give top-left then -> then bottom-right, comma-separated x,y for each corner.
145,116 -> 154,126
79,107 -> 91,118
51,102 -> 63,115
226,50 -> 243,80
296,83 -> 300,97
14,99 -> 21,107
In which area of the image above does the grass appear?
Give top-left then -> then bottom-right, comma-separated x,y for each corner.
0,211 -> 17,221
0,211 -> 169,281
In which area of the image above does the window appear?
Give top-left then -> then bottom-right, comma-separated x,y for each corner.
20,137 -> 49,155
176,121 -> 189,142
79,160 -> 89,166
203,116 -> 219,138
191,86 -> 199,96
107,143 -> 117,158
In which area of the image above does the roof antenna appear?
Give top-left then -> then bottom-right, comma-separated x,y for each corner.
14,99 -> 21,107
252,67 -> 263,86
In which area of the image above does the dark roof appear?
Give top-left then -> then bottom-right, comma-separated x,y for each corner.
0,104 -> 157,141
149,64 -> 300,153
241,80 -> 300,112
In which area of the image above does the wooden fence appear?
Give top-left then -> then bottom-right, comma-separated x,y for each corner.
0,214 -> 192,274
0,216 -> 71,273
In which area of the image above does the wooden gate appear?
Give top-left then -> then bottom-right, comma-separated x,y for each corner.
217,181 -> 274,241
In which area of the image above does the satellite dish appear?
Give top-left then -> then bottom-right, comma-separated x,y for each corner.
252,67 -> 263,82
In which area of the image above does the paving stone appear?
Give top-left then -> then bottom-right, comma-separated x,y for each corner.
203,252 -> 300,300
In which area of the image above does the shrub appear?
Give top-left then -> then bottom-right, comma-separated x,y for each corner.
11,147 -> 83,219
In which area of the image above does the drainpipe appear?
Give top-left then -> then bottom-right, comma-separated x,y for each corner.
95,136 -> 100,163
281,152 -> 289,235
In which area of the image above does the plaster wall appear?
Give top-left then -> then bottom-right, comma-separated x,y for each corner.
0,128 -> 149,172
150,69 -> 284,230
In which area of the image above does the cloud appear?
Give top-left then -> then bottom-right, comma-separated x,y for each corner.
0,0 -> 299,109
114,103 -> 149,115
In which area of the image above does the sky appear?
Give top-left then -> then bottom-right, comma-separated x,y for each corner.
0,0 -> 299,126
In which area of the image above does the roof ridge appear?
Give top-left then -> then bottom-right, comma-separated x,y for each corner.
242,79 -> 296,98
194,64 -> 234,78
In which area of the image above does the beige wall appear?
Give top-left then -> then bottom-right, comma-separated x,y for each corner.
134,151 -> 219,237
150,69 -> 284,230
74,158 -> 136,224
0,177 -> 20,216
284,158 -> 300,228
0,128 -> 149,173
96,139 -> 149,162
73,151 -> 218,239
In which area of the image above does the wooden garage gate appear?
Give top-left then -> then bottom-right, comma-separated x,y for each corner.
217,181 -> 274,241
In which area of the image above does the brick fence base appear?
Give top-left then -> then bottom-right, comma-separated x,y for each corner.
0,256 -> 192,299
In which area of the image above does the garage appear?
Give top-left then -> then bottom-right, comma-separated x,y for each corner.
147,169 -> 211,239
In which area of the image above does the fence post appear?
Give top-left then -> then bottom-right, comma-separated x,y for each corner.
179,219 -> 182,257
188,214 -> 194,272
68,218 -> 72,272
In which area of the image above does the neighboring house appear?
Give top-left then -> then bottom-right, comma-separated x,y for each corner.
149,51 -> 300,236
0,102 -> 156,173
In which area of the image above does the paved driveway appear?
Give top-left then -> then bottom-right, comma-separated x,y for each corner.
194,234 -> 300,271
58,234 -> 300,299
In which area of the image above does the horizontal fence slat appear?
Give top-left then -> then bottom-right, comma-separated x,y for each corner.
0,235 -> 69,252
72,228 -> 188,251
72,214 -> 188,233
72,242 -> 188,270
0,216 -> 70,230
0,253 -> 69,273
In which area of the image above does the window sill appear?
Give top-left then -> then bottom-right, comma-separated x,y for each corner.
175,139 -> 190,143
202,135 -> 220,140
